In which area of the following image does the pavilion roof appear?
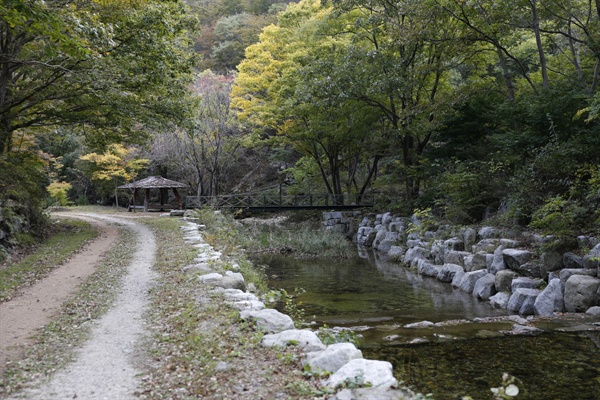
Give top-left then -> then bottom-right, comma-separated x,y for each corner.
118,176 -> 187,189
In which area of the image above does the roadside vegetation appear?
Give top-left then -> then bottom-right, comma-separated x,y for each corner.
193,208 -> 355,259
140,216 -> 323,398
0,218 -> 98,302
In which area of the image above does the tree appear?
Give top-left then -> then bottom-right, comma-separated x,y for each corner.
151,71 -> 241,197
232,0 -> 386,204
80,144 -> 149,207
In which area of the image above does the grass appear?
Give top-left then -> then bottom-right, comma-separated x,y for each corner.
140,217 -> 323,399
0,218 -> 98,302
192,208 -> 355,259
0,222 -> 134,397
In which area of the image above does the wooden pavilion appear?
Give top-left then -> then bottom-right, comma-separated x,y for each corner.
118,176 -> 187,212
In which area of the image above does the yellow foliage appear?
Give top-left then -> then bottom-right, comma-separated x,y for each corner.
79,144 -> 149,183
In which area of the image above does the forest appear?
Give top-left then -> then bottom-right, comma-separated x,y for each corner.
1,0 -> 599,255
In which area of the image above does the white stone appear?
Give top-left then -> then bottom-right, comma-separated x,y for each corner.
324,359 -> 397,389
304,343 -> 363,373
262,329 -> 325,353
240,308 -> 295,333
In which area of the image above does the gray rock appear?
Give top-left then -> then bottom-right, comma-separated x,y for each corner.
372,229 -> 389,250
563,252 -> 584,269
417,260 -> 443,278
197,272 -> 223,284
304,342 -> 363,373
230,300 -> 266,311
240,308 -> 295,333
489,245 -> 507,274
332,387 -> 417,400
515,262 -> 543,278
511,277 -> 544,292
541,251 -> 563,276
464,228 -> 477,251
559,268 -> 597,284
404,321 -> 435,328
586,306 -> 600,316
472,239 -> 500,253
403,246 -> 430,266
473,273 -> 497,300
564,275 -> 600,313
495,270 -> 518,293
479,226 -> 501,239
459,270 -> 488,294
381,212 -> 393,228
387,246 -> 405,260
262,329 -> 326,353
444,238 -> 464,252
534,279 -> 565,316
507,288 -> 541,315
444,250 -> 471,267
577,236 -> 599,249
437,264 -> 464,283
464,252 -> 488,272
502,249 -> 535,271
583,244 -> 600,270
217,272 -> 246,291
324,359 -> 397,389
499,239 -> 521,248
490,292 -> 510,309
451,269 -> 466,288
431,240 -> 445,264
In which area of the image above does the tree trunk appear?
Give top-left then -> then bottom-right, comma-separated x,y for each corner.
530,0 -> 549,88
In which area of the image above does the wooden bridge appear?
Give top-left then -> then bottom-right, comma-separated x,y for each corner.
185,192 -> 375,212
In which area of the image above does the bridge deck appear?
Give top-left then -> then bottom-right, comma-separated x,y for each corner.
185,193 -> 374,212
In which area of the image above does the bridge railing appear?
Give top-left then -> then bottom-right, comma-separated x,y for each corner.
185,192 -> 374,210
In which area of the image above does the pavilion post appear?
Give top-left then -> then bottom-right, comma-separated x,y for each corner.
144,189 -> 149,212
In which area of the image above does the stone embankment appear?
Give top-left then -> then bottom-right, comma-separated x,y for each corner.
181,219 -> 418,400
323,211 -> 600,318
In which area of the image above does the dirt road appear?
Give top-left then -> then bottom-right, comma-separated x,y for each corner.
1,214 -> 157,399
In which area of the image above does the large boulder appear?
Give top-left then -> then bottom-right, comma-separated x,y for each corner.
479,226 -> 501,239
507,288 -> 541,315
464,252 -> 488,272
444,238 -> 464,252
564,275 -> 600,312
437,264 -> 464,283
387,246 -> 405,261
372,228 -> 389,250
451,269 -> 466,288
502,249 -> 534,270
473,273 -> 497,300
458,270 -> 488,294
218,271 -> 247,291
262,329 -> 325,353
464,228 -> 477,251
541,251 -> 563,276
240,309 -> 295,333
563,252 -> 584,269
303,342 -> 363,373
511,277 -> 544,292
404,246 -> 430,267
377,232 -> 400,253
324,359 -> 397,390
583,243 -> 600,270
490,292 -> 510,309
417,260 -> 443,278
534,279 -> 565,316
489,245 -> 507,274
431,240 -> 445,264
495,270 -> 518,293
444,251 -> 471,267
472,239 -> 500,254
559,268 -> 597,284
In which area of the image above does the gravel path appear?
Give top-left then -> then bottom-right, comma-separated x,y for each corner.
9,215 -> 157,400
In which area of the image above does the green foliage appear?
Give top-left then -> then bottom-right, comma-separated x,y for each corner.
407,208 -> 436,236
529,196 -> 588,237
317,324 -> 360,347
47,182 -> 73,207
265,288 -> 308,326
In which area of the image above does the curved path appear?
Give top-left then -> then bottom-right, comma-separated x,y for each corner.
4,214 -> 157,400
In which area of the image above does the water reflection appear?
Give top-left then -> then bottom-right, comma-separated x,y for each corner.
255,248 -> 600,399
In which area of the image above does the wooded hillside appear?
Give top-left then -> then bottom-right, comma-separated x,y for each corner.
1,0 -> 599,256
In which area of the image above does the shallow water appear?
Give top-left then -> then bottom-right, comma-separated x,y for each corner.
256,250 -> 600,399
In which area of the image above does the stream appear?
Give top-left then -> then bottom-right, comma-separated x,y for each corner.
255,250 -> 600,399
